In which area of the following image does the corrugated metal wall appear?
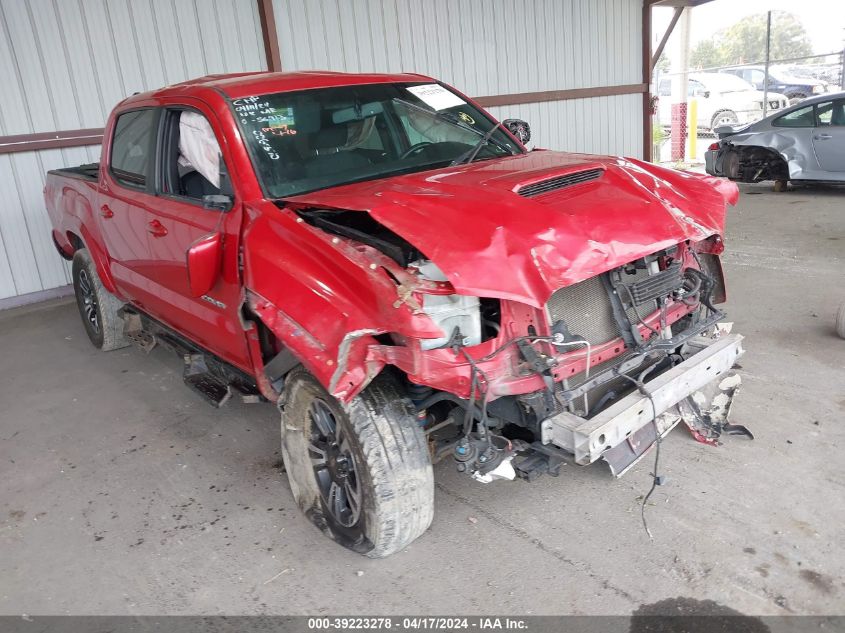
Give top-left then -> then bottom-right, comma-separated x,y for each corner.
0,0 -> 644,302
272,0 -> 643,155
0,0 -> 266,301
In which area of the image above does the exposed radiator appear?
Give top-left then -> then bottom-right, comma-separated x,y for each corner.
546,268 -> 659,345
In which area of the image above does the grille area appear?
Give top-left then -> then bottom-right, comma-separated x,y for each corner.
546,270 -> 657,345
516,168 -> 603,197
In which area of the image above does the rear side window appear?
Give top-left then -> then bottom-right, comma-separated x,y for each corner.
817,100 -> 845,126
110,110 -> 157,188
773,105 -> 815,128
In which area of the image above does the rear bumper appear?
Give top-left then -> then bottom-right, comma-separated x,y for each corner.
704,149 -> 721,176
540,333 -> 744,475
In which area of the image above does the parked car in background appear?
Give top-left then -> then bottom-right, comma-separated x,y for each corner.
657,72 -> 788,133
777,63 -> 843,87
721,65 -> 833,104
705,92 -> 845,186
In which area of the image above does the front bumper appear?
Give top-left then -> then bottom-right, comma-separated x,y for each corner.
540,333 -> 744,476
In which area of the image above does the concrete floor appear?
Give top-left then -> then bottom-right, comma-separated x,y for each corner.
1,183 -> 843,617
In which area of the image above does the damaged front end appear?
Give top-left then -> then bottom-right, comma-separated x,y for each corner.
241,157 -> 748,483
361,237 -> 751,482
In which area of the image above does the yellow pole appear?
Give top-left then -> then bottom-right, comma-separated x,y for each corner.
688,98 -> 697,160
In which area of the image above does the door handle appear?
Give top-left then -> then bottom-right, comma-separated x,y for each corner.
814,134 -> 832,140
147,219 -> 168,237
99,205 -> 114,219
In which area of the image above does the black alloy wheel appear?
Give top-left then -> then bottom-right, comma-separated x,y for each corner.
76,267 -> 101,335
308,399 -> 362,528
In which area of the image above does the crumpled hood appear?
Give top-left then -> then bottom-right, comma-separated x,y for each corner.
285,151 -> 737,307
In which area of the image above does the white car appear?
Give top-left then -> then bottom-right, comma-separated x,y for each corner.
658,72 -> 789,133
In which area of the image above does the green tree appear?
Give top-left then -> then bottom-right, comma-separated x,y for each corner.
690,39 -> 723,69
689,11 -> 812,70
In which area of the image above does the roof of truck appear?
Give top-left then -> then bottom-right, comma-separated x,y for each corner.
132,71 -> 436,103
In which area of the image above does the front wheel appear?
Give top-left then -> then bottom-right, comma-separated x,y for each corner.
71,249 -> 128,351
279,369 -> 434,557
711,110 -> 739,132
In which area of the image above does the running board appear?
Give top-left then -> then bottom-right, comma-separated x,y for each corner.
118,308 -> 262,408
183,353 -> 233,408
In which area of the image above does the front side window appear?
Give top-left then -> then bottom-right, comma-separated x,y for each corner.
688,79 -> 705,97
160,109 -> 224,200
232,82 -> 523,198
110,110 -> 157,188
773,105 -> 815,128
749,69 -> 766,86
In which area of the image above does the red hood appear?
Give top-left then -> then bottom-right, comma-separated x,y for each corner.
285,151 -> 736,307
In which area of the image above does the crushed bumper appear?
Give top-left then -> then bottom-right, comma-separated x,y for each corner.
540,333 -> 745,476
704,149 -> 720,176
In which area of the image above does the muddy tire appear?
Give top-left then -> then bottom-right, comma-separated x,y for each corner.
71,249 -> 128,351
836,302 -> 845,340
279,368 -> 434,557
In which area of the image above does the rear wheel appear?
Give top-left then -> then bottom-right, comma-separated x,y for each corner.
279,368 -> 434,557
71,249 -> 128,351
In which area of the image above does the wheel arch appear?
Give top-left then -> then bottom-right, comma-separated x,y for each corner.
69,227 -> 120,296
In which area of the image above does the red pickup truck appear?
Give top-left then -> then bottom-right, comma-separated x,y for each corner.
46,71 -> 746,557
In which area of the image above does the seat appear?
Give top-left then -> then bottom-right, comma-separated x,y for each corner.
180,170 -> 220,198
304,124 -> 371,178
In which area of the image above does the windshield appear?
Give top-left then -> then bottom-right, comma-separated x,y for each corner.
232,82 -> 523,198
703,74 -> 755,93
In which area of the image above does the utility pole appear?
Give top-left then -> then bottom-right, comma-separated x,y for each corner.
763,11 -> 771,117
670,8 -> 690,161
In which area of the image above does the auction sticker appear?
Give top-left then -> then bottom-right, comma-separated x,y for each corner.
406,84 -> 465,110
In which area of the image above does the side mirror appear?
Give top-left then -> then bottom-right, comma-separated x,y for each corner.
186,232 -> 223,297
703,90 -> 711,99
203,194 -> 233,212
503,118 -> 531,144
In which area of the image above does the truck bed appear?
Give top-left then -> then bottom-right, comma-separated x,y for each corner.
48,162 -> 99,182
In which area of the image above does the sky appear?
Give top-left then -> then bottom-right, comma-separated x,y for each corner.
653,0 -> 845,58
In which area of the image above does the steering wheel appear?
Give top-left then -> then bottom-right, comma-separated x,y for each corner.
400,142 -> 434,159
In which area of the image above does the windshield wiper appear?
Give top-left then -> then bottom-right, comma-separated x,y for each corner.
450,121 -> 504,166
392,98 -> 482,136
393,98 -> 511,157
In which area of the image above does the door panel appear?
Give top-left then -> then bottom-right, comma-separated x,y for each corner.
812,100 -> 845,174
98,108 -> 159,302
135,103 -> 251,371
141,197 -> 249,368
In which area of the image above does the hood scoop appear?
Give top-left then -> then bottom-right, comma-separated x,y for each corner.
516,168 -> 604,198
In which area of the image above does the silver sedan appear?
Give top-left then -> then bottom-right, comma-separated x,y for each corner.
705,91 -> 845,187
